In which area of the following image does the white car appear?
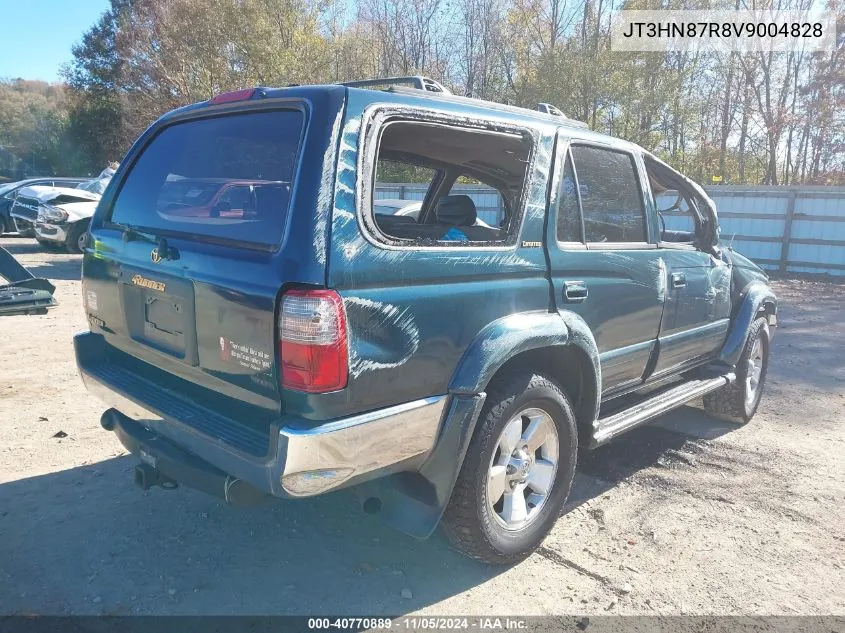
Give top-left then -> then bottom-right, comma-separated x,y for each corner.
373,198 -> 424,220
374,198 -> 495,227
11,175 -> 112,253
11,185 -> 100,253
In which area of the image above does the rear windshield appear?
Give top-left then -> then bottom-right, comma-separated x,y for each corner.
109,109 -> 304,246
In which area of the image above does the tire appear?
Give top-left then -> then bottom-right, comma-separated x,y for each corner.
66,220 -> 90,254
440,372 -> 578,565
703,316 -> 770,424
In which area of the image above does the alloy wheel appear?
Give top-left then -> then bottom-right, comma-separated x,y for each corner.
487,407 -> 559,531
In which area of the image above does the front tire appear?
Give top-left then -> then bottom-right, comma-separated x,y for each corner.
440,372 -> 577,565
703,316 -> 770,424
66,220 -> 90,254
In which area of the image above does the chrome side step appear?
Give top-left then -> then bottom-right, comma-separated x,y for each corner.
590,372 -> 736,447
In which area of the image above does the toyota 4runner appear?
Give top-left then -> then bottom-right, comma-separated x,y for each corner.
75,76 -> 777,564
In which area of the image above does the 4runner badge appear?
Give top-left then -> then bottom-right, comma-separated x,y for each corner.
131,274 -> 166,293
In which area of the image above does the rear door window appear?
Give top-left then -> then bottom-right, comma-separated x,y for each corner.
556,153 -> 583,243
109,109 -> 304,246
570,145 -> 646,244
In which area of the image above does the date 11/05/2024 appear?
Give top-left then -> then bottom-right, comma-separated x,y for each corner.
307,617 -> 530,630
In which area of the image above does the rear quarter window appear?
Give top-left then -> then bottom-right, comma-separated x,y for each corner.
109,109 -> 304,247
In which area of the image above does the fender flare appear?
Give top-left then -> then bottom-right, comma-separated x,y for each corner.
719,281 -> 777,366
366,310 -> 602,538
448,310 -> 601,406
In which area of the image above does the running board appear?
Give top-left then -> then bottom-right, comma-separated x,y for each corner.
590,373 -> 736,448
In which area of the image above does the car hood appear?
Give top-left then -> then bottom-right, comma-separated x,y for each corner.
17,185 -> 101,205
55,200 -> 99,220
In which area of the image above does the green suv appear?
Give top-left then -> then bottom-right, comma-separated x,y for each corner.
74,76 -> 777,564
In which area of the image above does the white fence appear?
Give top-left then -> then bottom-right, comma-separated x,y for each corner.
375,183 -> 845,277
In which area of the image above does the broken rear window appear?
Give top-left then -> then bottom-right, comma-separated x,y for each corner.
109,109 -> 304,247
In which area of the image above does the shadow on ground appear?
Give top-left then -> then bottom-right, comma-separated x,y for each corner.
0,407 -> 733,616
0,241 -> 50,255
22,260 -> 82,282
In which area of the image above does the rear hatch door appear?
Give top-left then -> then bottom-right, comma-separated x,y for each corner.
83,102 -> 325,422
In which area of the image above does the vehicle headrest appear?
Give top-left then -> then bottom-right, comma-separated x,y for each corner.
436,195 -> 477,226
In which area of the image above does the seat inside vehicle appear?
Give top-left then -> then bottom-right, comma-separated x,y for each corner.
371,120 -> 530,244
435,195 -> 501,241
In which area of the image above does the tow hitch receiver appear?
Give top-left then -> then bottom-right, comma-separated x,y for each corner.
101,408 -> 270,507
134,463 -> 178,491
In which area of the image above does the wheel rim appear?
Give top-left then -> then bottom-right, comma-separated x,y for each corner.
745,336 -> 765,407
487,407 -> 559,531
78,231 -> 87,251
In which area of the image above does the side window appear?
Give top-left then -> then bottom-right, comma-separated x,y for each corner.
370,120 -> 532,245
571,146 -> 646,243
557,153 -> 582,243
654,190 -> 696,242
644,157 -> 702,245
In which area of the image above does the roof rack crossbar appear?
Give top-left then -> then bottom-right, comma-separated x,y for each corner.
340,76 -> 452,95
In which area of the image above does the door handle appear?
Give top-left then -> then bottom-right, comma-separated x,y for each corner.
564,280 -> 588,302
671,272 -> 686,288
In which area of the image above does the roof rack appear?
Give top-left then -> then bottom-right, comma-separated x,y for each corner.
340,76 -> 452,95
338,76 -> 587,128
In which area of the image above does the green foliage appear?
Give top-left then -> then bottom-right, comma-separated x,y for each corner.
1,0 -> 841,184
0,80 -> 74,178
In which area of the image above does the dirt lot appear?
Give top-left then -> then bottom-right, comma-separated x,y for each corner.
1,235 -> 844,617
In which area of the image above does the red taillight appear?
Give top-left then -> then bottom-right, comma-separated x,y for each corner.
279,289 -> 348,393
210,88 -> 256,104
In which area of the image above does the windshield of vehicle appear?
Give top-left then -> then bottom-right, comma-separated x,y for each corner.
77,178 -> 110,194
109,109 -> 304,246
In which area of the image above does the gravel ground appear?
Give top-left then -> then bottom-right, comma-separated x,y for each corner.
1,236 -> 844,617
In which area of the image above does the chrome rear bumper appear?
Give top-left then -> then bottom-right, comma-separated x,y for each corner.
280,396 -> 447,496
75,332 -> 447,498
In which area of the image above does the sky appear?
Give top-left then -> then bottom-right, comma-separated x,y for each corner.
0,0 -> 111,82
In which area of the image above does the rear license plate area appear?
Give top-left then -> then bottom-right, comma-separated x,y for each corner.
119,268 -> 198,364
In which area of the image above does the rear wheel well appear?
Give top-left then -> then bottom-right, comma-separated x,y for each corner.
484,345 -> 597,445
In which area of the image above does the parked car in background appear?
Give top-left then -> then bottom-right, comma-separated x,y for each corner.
375,198 -> 496,228
10,169 -> 116,253
11,185 -> 101,252
156,178 -> 288,220
373,198 -> 423,219
74,76 -> 777,565
0,178 -> 86,235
